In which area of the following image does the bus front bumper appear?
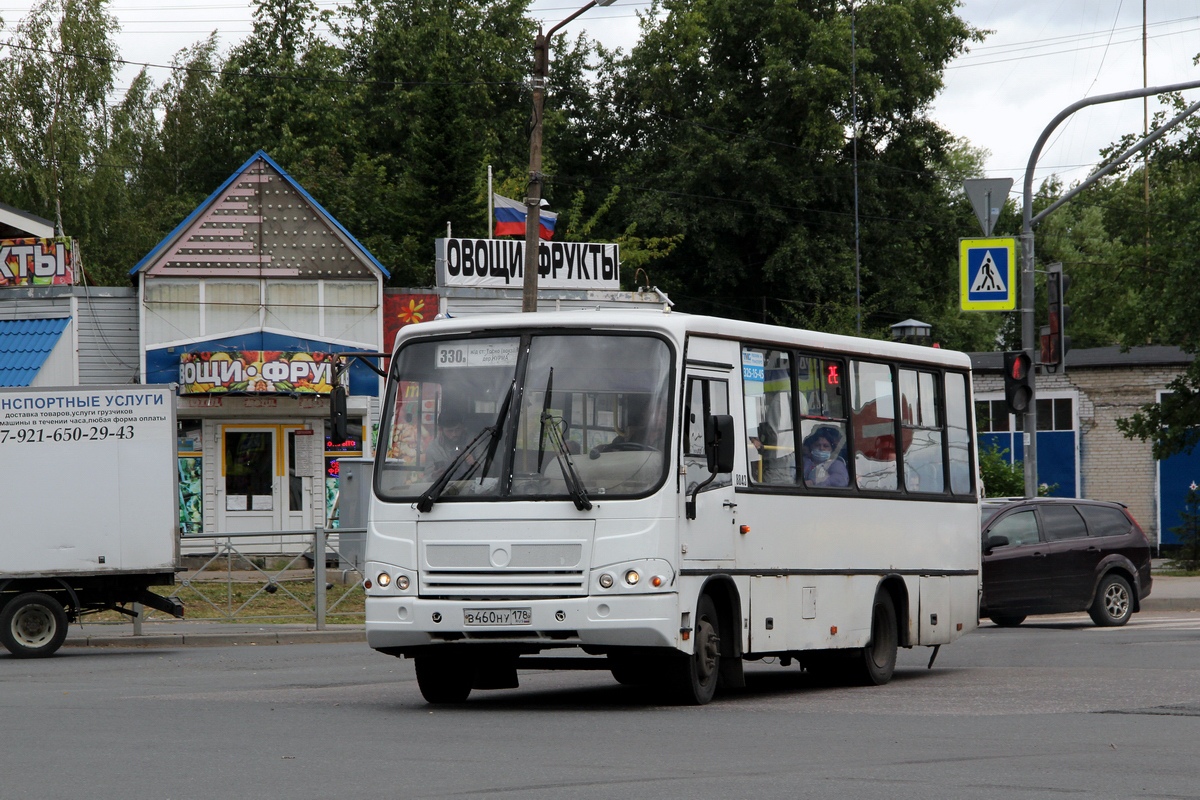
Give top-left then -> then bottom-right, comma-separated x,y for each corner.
365,593 -> 681,653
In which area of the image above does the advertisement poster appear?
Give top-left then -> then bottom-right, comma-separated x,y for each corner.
178,457 -> 203,534
0,237 -> 76,287
178,351 -> 338,394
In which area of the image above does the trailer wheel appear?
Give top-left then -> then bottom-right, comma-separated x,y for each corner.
1,592 -> 69,658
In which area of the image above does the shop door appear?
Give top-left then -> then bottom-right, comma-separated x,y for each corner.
284,428 -> 316,532
220,427 -> 279,533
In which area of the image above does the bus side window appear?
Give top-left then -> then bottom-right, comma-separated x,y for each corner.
945,372 -> 974,495
684,376 -> 731,493
899,368 -> 945,493
742,347 -> 796,486
851,360 -> 899,491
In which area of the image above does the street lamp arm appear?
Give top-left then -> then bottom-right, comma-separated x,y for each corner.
546,0 -> 599,39
1032,95 -> 1200,227
1022,78 -> 1200,229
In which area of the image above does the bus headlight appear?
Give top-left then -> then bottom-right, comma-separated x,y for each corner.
377,572 -> 392,587
592,560 -> 674,594
396,575 -> 410,590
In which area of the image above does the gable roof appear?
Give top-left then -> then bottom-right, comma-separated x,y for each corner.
0,201 -> 55,239
130,150 -> 389,280
0,317 -> 70,386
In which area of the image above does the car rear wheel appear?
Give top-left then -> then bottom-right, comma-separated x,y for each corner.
1089,574 -> 1133,627
988,614 -> 1026,627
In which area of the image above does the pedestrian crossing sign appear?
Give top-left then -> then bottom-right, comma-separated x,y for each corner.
960,237 -> 1016,311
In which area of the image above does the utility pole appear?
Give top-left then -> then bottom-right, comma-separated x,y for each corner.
521,0 -> 616,312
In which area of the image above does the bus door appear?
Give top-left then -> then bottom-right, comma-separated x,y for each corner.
681,356 -> 736,562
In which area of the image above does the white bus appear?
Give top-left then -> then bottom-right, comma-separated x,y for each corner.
358,310 -> 980,704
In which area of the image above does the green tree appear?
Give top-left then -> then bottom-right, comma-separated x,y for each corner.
328,0 -> 538,285
581,0 -> 979,336
0,0 -> 118,236
1087,100 -> 1200,458
978,444 -> 1024,498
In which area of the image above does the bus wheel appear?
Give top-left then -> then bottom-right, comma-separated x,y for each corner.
1,592 -> 68,658
414,655 -> 475,704
672,595 -> 721,705
853,590 -> 897,686
609,656 -> 657,686
988,614 -> 1026,628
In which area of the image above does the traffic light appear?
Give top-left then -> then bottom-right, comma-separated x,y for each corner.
1040,263 -> 1071,372
1003,350 -> 1034,415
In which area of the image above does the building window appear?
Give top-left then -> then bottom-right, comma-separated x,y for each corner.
1036,397 -> 1074,431
975,400 -> 1010,433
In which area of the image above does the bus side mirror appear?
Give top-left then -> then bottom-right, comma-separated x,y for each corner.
705,414 -> 735,474
330,383 -> 348,442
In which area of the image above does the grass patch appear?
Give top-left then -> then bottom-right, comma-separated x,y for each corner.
85,577 -> 365,624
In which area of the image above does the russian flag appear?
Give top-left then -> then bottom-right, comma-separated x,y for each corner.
493,193 -> 557,240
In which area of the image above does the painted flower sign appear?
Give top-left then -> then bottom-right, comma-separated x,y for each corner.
178,351 -> 338,395
383,292 -> 438,355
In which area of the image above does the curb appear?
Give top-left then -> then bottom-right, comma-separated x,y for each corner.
64,628 -> 365,649
1140,598 -> 1200,613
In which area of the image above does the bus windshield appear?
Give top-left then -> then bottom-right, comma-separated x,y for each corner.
377,332 -> 673,503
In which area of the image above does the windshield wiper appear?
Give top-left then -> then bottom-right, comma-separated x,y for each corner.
417,383 -> 516,513
481,380 -> 516,480
542,411 -> 592,511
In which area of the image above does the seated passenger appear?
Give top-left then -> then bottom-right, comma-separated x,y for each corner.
802,426 -> 849,488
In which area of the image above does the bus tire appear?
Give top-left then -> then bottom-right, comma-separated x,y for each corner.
853,589 -> 897,686
988,614 -> 1026,627
609,656 -> 657,686
1,592 -> 69,658
414,655 -> 475,704
671,595 -> 721,705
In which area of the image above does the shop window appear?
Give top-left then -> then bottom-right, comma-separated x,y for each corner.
325,418 -> 364,527
178,418 -> 203,534
224,430 -> 274,511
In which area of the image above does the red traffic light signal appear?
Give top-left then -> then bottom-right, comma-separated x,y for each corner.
1002,350 -> 1033,415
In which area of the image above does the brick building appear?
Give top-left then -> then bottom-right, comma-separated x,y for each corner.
972,346 -> 1196,548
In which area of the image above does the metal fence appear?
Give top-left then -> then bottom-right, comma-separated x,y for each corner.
137,526 -> 368,630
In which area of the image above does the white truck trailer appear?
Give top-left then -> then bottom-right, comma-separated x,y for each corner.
0,385 -> 183,657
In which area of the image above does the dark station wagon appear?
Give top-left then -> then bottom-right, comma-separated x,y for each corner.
980,498 -> 1153,627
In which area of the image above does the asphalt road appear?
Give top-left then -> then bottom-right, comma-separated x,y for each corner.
5,612 -> 1200,800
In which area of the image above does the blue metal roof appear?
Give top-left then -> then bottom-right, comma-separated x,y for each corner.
0,318 -> 70,386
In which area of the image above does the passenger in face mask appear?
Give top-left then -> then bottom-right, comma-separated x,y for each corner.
802,426 -> 849,488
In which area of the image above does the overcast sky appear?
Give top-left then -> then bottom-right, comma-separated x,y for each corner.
1,0 -> 1198,196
